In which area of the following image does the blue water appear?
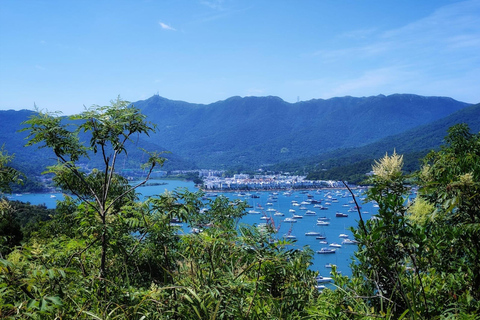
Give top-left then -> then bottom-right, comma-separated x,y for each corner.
8,180 -> 376,278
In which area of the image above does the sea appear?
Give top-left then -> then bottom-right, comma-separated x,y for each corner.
7,179 -> 377,279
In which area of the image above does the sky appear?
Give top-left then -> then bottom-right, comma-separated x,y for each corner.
1,0 -> 479,115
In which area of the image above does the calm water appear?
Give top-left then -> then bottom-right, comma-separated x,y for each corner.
8,180 -> 376,278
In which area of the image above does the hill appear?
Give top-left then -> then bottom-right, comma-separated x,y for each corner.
299,102 -> 480,182
0,109 -> 195,190
0,94 -> 472,184
135,94 -> 469,169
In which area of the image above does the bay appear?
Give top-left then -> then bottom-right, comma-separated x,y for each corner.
8,179 -> 376,278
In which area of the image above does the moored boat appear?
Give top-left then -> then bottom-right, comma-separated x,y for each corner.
317,248 -> 336,254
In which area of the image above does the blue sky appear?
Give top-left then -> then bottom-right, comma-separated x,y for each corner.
1,0 -> 479,114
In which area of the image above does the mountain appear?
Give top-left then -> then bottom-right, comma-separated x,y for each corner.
0,94 -> 473,182
300,102 -> 480,182
135,94 -> 469,168
0,109 -> 195,183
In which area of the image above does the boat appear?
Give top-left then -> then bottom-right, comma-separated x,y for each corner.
317,248 -> 336,254
289,209 -> 296,213
315,235 -> 326,240
305,231 -> 321,236
248,210 -> 261,214
316,221 -> 330,226
324,263 -> 336,268
292,214 -> 303,219
283,218 -> 297,223
284,223 -> 296,240
335,212 -> 348,217
315,285 -> 326,290
339,234 -> 349,238
305,210 -> 316,215
329,243 -> 342,248
316,275 -> 333,283
319,240 -> 328,244
317,217 -> 330,221
273,211 -> 284,216
342,239 -> 358,245
299,206 -> 308,210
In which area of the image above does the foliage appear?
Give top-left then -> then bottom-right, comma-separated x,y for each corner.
0,146 -> 24,194
335,124 -> 480,319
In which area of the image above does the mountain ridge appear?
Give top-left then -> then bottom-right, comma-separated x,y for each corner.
134,93 -> 470,168
0,94 -> 474,182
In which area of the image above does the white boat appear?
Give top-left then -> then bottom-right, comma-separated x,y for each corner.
248,210 -> 261,214
292,214 -> 303,219
284,235 -> 297,240
284,218 -> 297,223
316,275 -> 333,283
317,221 -> 330,226
329,243 -> 342,248
299,206 -> 308,210
305,210 -> 316,215
317,217 -> 330,221
289,209 -> 296,213
305,231 -> 321,236
317,248 -> 336,254
339,234 -> 349,238
273,211 -> 284,216
319,240 -> 328,244
342,239 -> 358,245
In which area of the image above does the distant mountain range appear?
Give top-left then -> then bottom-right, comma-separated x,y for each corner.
1,94 -> 477,184
135,93 -> 471,169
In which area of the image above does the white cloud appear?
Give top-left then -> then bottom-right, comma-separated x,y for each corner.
200,0 -> 225,10
159,22 -> 176,31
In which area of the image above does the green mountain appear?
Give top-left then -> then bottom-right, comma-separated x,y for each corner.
299,102 -> 480,182
135,94 -> 469,168
0,109 -> 195,187
0,94 -> 473,185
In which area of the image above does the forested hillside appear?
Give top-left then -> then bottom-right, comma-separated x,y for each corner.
135,94 -> 469,168
299,102 -> 480,182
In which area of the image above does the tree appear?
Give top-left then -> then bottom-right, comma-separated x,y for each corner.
0,147 -> 24,257
338,125 -> 480,319
20,97 -> 165,297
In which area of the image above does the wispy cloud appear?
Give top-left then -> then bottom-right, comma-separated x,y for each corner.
200,0 -> 225,10
159,22 -> 176,31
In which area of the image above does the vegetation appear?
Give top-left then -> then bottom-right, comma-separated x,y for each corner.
0,95 -> 478,319
330,124 -> 480,318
